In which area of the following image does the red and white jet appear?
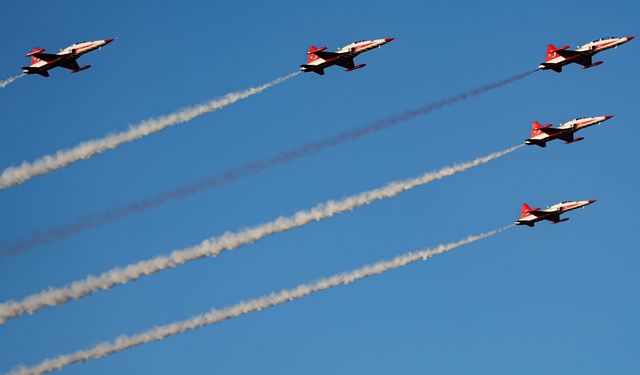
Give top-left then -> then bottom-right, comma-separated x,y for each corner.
300,38 -> 395,75
515,200 -> 596,227
22,39 -> 114,77
525,115 -> 614,148
539,36 -> 634,72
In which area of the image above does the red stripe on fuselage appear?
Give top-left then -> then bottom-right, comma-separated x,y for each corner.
559,203 -> 580,211
73,42 -> 100,54
354,42 -> 376,51
593,40 -> 620,50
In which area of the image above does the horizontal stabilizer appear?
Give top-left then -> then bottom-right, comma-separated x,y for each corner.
548,64 -> 562,73
307,46 -> 327,55
530,140 -> 547,148
516,221 -> 535,227
549,45 -> 570,53
539,62 -> 563,73
21,66 -> 49,77
300,64 -> 324,75
25,47 -> 45,57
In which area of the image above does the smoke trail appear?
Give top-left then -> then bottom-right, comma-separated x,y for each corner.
0,72 -> 300,189
3,70 -> 537,255
6,227 -> 509,375
0,145 -> 522,324
0,74 -> 25,88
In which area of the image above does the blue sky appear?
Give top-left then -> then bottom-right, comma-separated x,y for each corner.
1,0 -> 639,373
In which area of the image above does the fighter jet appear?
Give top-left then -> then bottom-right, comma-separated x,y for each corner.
525,115 -> 614,148
539,36 -> 634,72
515,200 -> 596,227
22,39 -> 114,77
300,38 -> 395,75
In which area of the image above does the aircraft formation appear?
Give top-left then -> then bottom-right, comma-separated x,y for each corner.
295,35 -> 624,226
15,35 -> 632,225
0,33 -> 635,374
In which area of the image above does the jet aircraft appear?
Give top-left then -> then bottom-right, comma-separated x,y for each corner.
539,36 -> 634,72
525,115 -> 614,147
22,39 -> 114,77
516,200 -> 596,227
300,38 -> 395,75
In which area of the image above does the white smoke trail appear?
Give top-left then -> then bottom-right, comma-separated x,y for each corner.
6,227 -> 509,375
0,74 -> 25,88
0,72 -> 300,189
0,145 -> 522,324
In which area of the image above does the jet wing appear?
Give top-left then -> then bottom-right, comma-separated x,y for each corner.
525,209 -> 546,217
543,213 -> 562,223
556,132 -> 575,143
574,55 -> 593,67
537,127 -> 574,142
335,58 -> 355,70
314,51 -> 342,60
31,52 -> 62,62
555,48 -> 580,58
537,127 -> 563,135
58,59 -> 80,71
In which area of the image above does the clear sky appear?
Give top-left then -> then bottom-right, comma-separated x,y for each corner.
1,0 -> 639,373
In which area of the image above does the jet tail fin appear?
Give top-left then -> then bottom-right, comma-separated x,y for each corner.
307,45 -> 327,64
546,44 -> 570,55
521,203 -> 541,218
26,47 -> 45,65
546,44 -> 571,61
531,121 -> 553,137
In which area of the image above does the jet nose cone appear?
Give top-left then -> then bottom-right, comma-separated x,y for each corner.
384,37 -> 395,43
627,36 -> 635,41
104,38 -> 114,44
588,200 -> 597,204
604,115 -> 615,120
